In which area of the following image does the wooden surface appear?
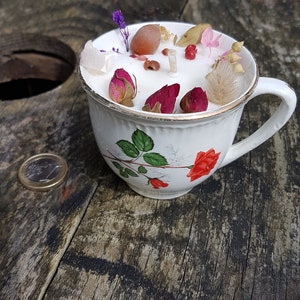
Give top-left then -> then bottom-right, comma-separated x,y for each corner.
0,0 -> 299,299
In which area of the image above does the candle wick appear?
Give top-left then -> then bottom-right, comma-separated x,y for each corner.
168,49 -> 178,77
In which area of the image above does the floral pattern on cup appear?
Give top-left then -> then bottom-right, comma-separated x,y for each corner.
103,128 -> 220,189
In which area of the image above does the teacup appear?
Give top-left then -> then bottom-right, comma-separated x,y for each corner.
79,22 -> 296,199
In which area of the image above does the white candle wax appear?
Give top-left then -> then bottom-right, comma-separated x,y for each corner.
80,22 -> 247,113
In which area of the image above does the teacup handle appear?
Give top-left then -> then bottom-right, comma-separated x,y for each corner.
220,77 -> 297,167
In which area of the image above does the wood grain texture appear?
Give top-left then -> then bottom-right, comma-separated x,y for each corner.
0,0 -> 299,299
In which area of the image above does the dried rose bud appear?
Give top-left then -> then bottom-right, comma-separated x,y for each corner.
109,68 -> 136,107
180,87 -> 208,113
142,83 -> 180,114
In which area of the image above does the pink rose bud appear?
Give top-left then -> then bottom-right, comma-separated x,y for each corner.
142,83 -> 180,114
180,87 -> 208,113
109,68 -> 136,107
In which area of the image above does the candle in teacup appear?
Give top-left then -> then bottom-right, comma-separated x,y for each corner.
79,12 -> 296,199
80,14 -> 246,114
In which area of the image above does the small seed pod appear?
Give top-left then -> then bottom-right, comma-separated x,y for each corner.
143,60 -> 160,71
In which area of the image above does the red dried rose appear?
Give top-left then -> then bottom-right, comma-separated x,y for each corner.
180,87 -> 208,113
149,178 -> 169,189
187,149 -> 220,181
142,83 -> 180,114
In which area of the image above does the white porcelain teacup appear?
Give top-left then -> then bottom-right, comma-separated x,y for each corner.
80,22 -> 296,199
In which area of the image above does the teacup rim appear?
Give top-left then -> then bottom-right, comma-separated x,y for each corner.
79,21 -> 259,121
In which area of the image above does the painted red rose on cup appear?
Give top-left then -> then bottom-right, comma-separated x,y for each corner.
149,178 -> 169,189
187,149 -> 220,181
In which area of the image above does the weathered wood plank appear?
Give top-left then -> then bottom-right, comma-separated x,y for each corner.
45,0 -> 299,299
0,34 -> 104,300
0,82 -> 104,298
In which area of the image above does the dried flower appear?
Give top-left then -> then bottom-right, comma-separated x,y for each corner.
109,68 -> 136,107
180,87 -> 208,113
160,26 -> 173,41
142,83 -> 180,114
176,23 -> 211,47
112,10 -> 130,51
201,27 -> 222,55
206,60 -> 240,105
80,41 -> 117,74
220,41 -> 245,73
231,41 -> 244,52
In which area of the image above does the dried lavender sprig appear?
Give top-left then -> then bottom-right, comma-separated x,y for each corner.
112,10 -> 130,52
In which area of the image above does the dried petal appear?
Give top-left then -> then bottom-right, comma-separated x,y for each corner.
201,28 -> 222,55
176,23 -> 211,47
160,26 -> 173,41
173,35 -> 178,45
180,87 -> 208,113
142,83 -> 180,114
109,68 -> 136,107
142,102 -> 161,113
130,54 -> 148,61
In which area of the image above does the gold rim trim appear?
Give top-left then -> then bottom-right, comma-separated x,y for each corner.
18,153 -> 68,191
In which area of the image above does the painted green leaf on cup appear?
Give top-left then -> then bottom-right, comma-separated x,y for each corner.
132,129 -> 154,152
120,168 -> 129,178
119,168 -> 138,178
138,166 -> 148,174
125,168 -> 139,177
112,161 -> 123,170
117,140 -> 140,158
143,152 -> 168,167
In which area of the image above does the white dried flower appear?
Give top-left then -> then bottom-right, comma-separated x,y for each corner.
206,60 -> 241,105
